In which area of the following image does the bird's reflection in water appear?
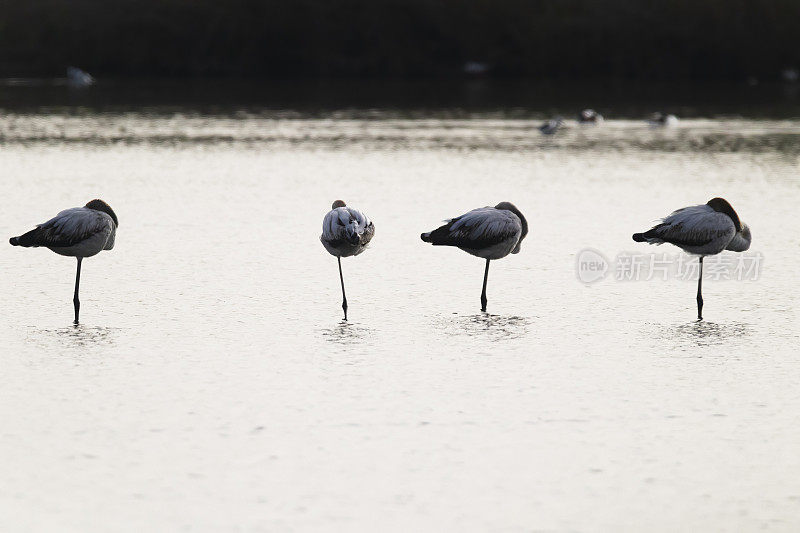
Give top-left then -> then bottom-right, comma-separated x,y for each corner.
320,321 -> 372,346
650,320 -> 753,352
27,324 -> 117,351
444,313 -> 531,341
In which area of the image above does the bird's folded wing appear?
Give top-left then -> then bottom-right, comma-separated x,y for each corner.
428,208 -> 518,247
27,208 -> 111,248
321,207 -> 373,243
645,206 -> 734,246
345,207 -> 372,231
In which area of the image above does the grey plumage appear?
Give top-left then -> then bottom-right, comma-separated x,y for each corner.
421,201 -> 528,312
320,200 -> 374,321
632,197 -> 749,256
11,207 -> 116,255
632,197 -> 751,319
320,203 -> 374,257
9,199 -> 118,324
421,201 -> 528,259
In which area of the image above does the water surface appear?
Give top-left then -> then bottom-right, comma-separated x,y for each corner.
1,103 -> 799,532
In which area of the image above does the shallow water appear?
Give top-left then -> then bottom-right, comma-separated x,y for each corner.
1,110 -> 799,532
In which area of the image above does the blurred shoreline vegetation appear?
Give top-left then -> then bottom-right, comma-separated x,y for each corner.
1,0 -> 799,80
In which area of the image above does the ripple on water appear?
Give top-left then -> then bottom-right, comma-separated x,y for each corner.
25,325 -> 119,351
436,312 -> 531,342
319,321 -> 373,346
646,320 -> 754,354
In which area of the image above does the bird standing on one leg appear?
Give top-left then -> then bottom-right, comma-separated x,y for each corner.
320,200 -> 374,321
632,197 -> 751,320
9,199 -> 119,324
421,202 -> 528,312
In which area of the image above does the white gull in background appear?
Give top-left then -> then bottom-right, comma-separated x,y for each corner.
647,112 -> 679,127
578,109 -> 603,124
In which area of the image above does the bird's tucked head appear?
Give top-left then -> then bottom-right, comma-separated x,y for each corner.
495,201 -> 528,253
740,223 -> 752,243
706,197 -> 741,232
726,222 -> 752,252
332,200 -> 347,209
85,199 -> 118,227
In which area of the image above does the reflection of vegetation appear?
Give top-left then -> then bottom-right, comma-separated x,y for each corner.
3,1 -> 799,79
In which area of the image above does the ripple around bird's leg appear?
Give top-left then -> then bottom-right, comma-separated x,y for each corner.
25,324 -> 119,351
644,320 -> 753,353
437,312 -> 531,341
319,321 -> 373,346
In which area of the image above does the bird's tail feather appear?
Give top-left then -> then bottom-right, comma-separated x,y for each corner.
9,228 -> 42,247
421,224 -> 456,246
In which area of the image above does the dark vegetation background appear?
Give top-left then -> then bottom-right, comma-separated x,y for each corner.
1,0 -> 799,80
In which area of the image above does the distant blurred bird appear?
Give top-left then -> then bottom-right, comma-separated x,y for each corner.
578,109 -> 603,124
463,61 -> 490,76
632,197 -> 751,319
320,200 -> 374,320
66,66 -> 94,88
421,202 -> 528,312
539,118 -> 564,135
9,199 -> 118,324
648,112 -> 678,127
782,67 -> 799,83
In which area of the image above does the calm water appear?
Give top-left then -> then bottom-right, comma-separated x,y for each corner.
1,91 -> 799,531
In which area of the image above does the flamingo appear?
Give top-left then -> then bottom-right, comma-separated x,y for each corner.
9,199 -> 118,324
421,202 -> 528,312
320,200 -> 375,320
632,197 -> 751,319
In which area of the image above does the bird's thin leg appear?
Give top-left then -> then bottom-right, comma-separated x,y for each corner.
338,257 -> 348,321
481,259 -> 490,312
696,256 -> 704,320
73,257 -> 82,325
